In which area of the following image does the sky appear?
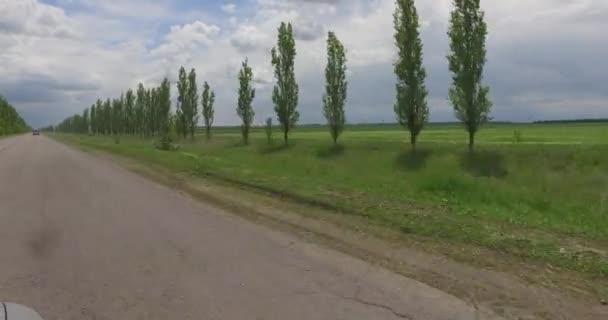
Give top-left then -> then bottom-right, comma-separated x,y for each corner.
1,0 -> 607,128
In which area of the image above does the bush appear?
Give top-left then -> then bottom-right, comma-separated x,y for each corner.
513,129 -> 523,144
155,136 -> 180,151
265,117 -> 273,144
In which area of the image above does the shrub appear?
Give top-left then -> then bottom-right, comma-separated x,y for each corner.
265,117 -> 273,144
513,129 -> 523,144
155,136 -> 180,151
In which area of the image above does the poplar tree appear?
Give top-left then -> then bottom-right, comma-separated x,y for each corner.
236,59 -> 256,145
177,67 -> 189,138
271,22 -> 299,145
187,69 -> 199,139
323,31 -> 348,145
125,89 -> 135,135
201,81 -> 215,140
448,0 -> 492,153
394,0 -> 428,152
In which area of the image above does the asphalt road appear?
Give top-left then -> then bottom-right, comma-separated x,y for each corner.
0,135 -> 500,320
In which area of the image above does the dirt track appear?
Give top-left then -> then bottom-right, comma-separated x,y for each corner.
0,135 -> 507,319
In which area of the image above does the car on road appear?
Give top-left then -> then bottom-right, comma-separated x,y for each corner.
1,303 -> 44,320
32,129 -> 40,136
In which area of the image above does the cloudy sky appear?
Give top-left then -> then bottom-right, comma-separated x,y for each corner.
1,0 -> 606,127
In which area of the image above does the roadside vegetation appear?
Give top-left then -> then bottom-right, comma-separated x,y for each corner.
49,0 -> 494,154
0,95 -> 29,136
47,0 -> 608,287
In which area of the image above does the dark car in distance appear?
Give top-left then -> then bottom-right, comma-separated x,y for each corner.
33,129 -> 40,136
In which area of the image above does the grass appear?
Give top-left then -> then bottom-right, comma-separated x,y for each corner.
54,123 -> 608,277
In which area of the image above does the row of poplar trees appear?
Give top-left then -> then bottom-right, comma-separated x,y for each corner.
55,79 -> 174,140
55,0 -> 491,152
253,0 -> 491,151
54,76 -> 217,143
394,0 -> 492,152
0,95 -> 29,136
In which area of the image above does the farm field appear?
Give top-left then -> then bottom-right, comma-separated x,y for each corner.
55,123 -> 608,278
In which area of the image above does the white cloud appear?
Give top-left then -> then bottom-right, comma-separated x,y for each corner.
169,21 -> 220,44
0,0 -> 78,37
221,3 -> 236,14
150,21 -> 221,70
1,0 -> 607,127
293,19 -> 325,41
64,0 -> 172,19
230,25 -> 271,53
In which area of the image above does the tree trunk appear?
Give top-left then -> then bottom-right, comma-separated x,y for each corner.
283,128 -> 288,145
468,131 -> 475,154
410,134 -> 417,153
206,126 -> 211,140
332,126 -> 339,146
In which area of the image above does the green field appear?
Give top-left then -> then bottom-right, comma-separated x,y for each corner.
56,123 -> 608,277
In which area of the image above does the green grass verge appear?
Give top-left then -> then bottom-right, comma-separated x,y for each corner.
53,123 -> 608,277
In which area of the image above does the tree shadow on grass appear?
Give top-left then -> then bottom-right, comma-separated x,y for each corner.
230,140 -> 250,148
316,144 -> 345,159
258,143 -> 293,155
395,149 -> 433,171
460,150 -> 508,178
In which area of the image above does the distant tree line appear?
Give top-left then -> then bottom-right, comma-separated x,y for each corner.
533,119 -> 608,124
54,80 -> 174,140
0,95 -> 29,136
53,0 -> 492,152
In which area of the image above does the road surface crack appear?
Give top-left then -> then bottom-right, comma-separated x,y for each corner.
331,286 -> 412,319
340,296 -> 412,319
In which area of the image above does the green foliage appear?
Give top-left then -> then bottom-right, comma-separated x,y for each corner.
513,129 -> 523,144
394,0 -> 428,151
56,77 -> 174,145
176,67 -> 200,139
96,99 -> 104,134
168,113 -> 178,141
104,99 -> 111,134
82,107 -> 90,134
448,0 -> 492,152
124,89 -> 135,135
146,87 -> 158,136
157,78 -> 172,139
175,108 -> 185,138
112,94 -> 124,135
187,69 -> 199,139
265,117 -> 273,144
236,59 -> 256,145
155,114 -> 180,151
323,31 -> 348,145
271,22 -> 299,145
90,103 -> 97,135
201,81 -> 215,140
135,83 -> 146,136
0,95 -> 29,135
155,136 -> 179,151
176,67 -> 189,139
